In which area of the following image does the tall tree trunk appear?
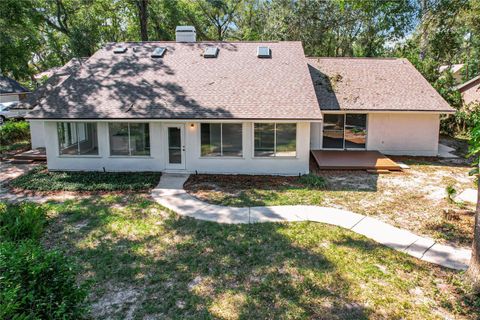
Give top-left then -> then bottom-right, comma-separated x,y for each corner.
467,169 -> 480,289
419,0 -> 429,60
135,0 -> 149,41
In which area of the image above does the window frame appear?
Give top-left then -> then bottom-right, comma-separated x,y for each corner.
321,113 -> 368,150
57,122 -> 99,157
199,122 -> 243,158
253,122 -> 297,158
108,122 -> 151,157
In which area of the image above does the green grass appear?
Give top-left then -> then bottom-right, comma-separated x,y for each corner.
185,174 -> 325,207
9,166 -> 161,192
0,140 -> 30,153
34,195 -> 479,319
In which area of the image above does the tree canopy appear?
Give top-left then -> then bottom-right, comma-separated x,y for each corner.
0,0 -> 478,89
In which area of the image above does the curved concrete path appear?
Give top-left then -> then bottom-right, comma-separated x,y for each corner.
152,173 -> 472,271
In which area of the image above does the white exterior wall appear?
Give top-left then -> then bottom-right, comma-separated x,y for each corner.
29,121 -> 45,148
43,121 -> 311,175
366,113 -> 440,156
312,112 -> 441,156
0,94 -> 19,103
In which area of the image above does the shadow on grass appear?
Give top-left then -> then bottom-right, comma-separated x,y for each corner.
43,196 -> 378,319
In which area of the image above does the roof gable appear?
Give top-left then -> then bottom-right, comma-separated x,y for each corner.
0,76 -> 29,94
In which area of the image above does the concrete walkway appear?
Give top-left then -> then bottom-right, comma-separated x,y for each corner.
152,173 -> 472,271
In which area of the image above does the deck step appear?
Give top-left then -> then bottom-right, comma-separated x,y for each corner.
9,159 -> 35,164
367,169 -> 391,174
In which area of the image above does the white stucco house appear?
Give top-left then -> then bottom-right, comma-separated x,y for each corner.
23,27 -> 454,175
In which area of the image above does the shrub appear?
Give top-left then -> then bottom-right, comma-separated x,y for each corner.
0,240 -> 88,319
298,174 -> 327,189
10,166 -> 162,191
446,185 -> 457,204
0,202 -> 46,242
0,120 -> 30,145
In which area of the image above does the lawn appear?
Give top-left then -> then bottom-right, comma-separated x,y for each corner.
185,158 -> 476,247
8,166 -> 161,192
29,195 -> 479,319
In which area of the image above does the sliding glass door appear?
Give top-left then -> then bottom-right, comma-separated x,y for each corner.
322,114 -> 367,150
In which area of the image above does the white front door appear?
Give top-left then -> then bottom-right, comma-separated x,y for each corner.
165,124 -> 186,170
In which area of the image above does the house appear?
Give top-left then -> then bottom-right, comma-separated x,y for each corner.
23,27 -> 454,175
0,76 -> 30,103
439,63 -> 464,84
456,75 -> 480,106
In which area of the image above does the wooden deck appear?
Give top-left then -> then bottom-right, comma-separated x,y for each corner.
12,148 -> 46,161
311,150 -> 402,171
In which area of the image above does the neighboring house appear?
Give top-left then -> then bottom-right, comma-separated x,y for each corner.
456,75 -> 480,106
439,63 -> 464,84
0,76 -> 29,103
23,27 -> 454,175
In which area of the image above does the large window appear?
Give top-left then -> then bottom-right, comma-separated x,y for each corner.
322,114 -> 367,149
109,123 -> 150,156
254,123 -> 296,157
201,123 -> 242,157
57,122 -> 98,155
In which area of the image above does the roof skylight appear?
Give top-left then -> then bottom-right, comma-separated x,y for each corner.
151,47 -> 166,58
113,47 -> 127,54
203,46 -> 219,58
257,46 -> 271,58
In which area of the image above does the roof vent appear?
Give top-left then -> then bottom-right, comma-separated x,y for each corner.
203,46 -> 219,58
257,46 -> 271,58
113,46 -> 127,54
176,26 -> 196,42
151,47 -> 166,58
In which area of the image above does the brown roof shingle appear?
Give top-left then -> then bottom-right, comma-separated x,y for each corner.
307,57 -> 454,112
26,41 -> 322,120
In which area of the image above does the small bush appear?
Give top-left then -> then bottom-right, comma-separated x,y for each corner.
9,166 -> 162,191
0,240 -> 88,319
0,202 -> 46,242
298,174 -> 327,189
0,120 -> 30,145
446,185 -> 457,204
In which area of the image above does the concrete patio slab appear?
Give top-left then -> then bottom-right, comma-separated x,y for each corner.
249,206 -> 307,223
438,143 -> 459,158
308,207 -> 365,229
351,217 -> 420,251
404,237 -> 436,259
422,243 -> 470,270
456,188 -> 478,205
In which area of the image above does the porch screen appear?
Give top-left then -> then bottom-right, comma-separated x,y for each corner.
200,123 -> 242,157
57,122 -> 98,155
254,123 -> 296,157
109,123 -> 150,156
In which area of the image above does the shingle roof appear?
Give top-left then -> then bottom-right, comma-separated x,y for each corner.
0,76 -> 29,94
25,42 -> 322,120
307,57 -> 454,112
455,75 -> 480,91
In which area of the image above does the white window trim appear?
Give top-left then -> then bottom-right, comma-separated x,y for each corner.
252,123 -> 297,158
199,123 -> 243,158
108,122 -> 151,157
57,122 -> 99,157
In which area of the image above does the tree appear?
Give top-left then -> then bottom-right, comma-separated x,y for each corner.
467,108 -> 480,289
131,0 -> 149,41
